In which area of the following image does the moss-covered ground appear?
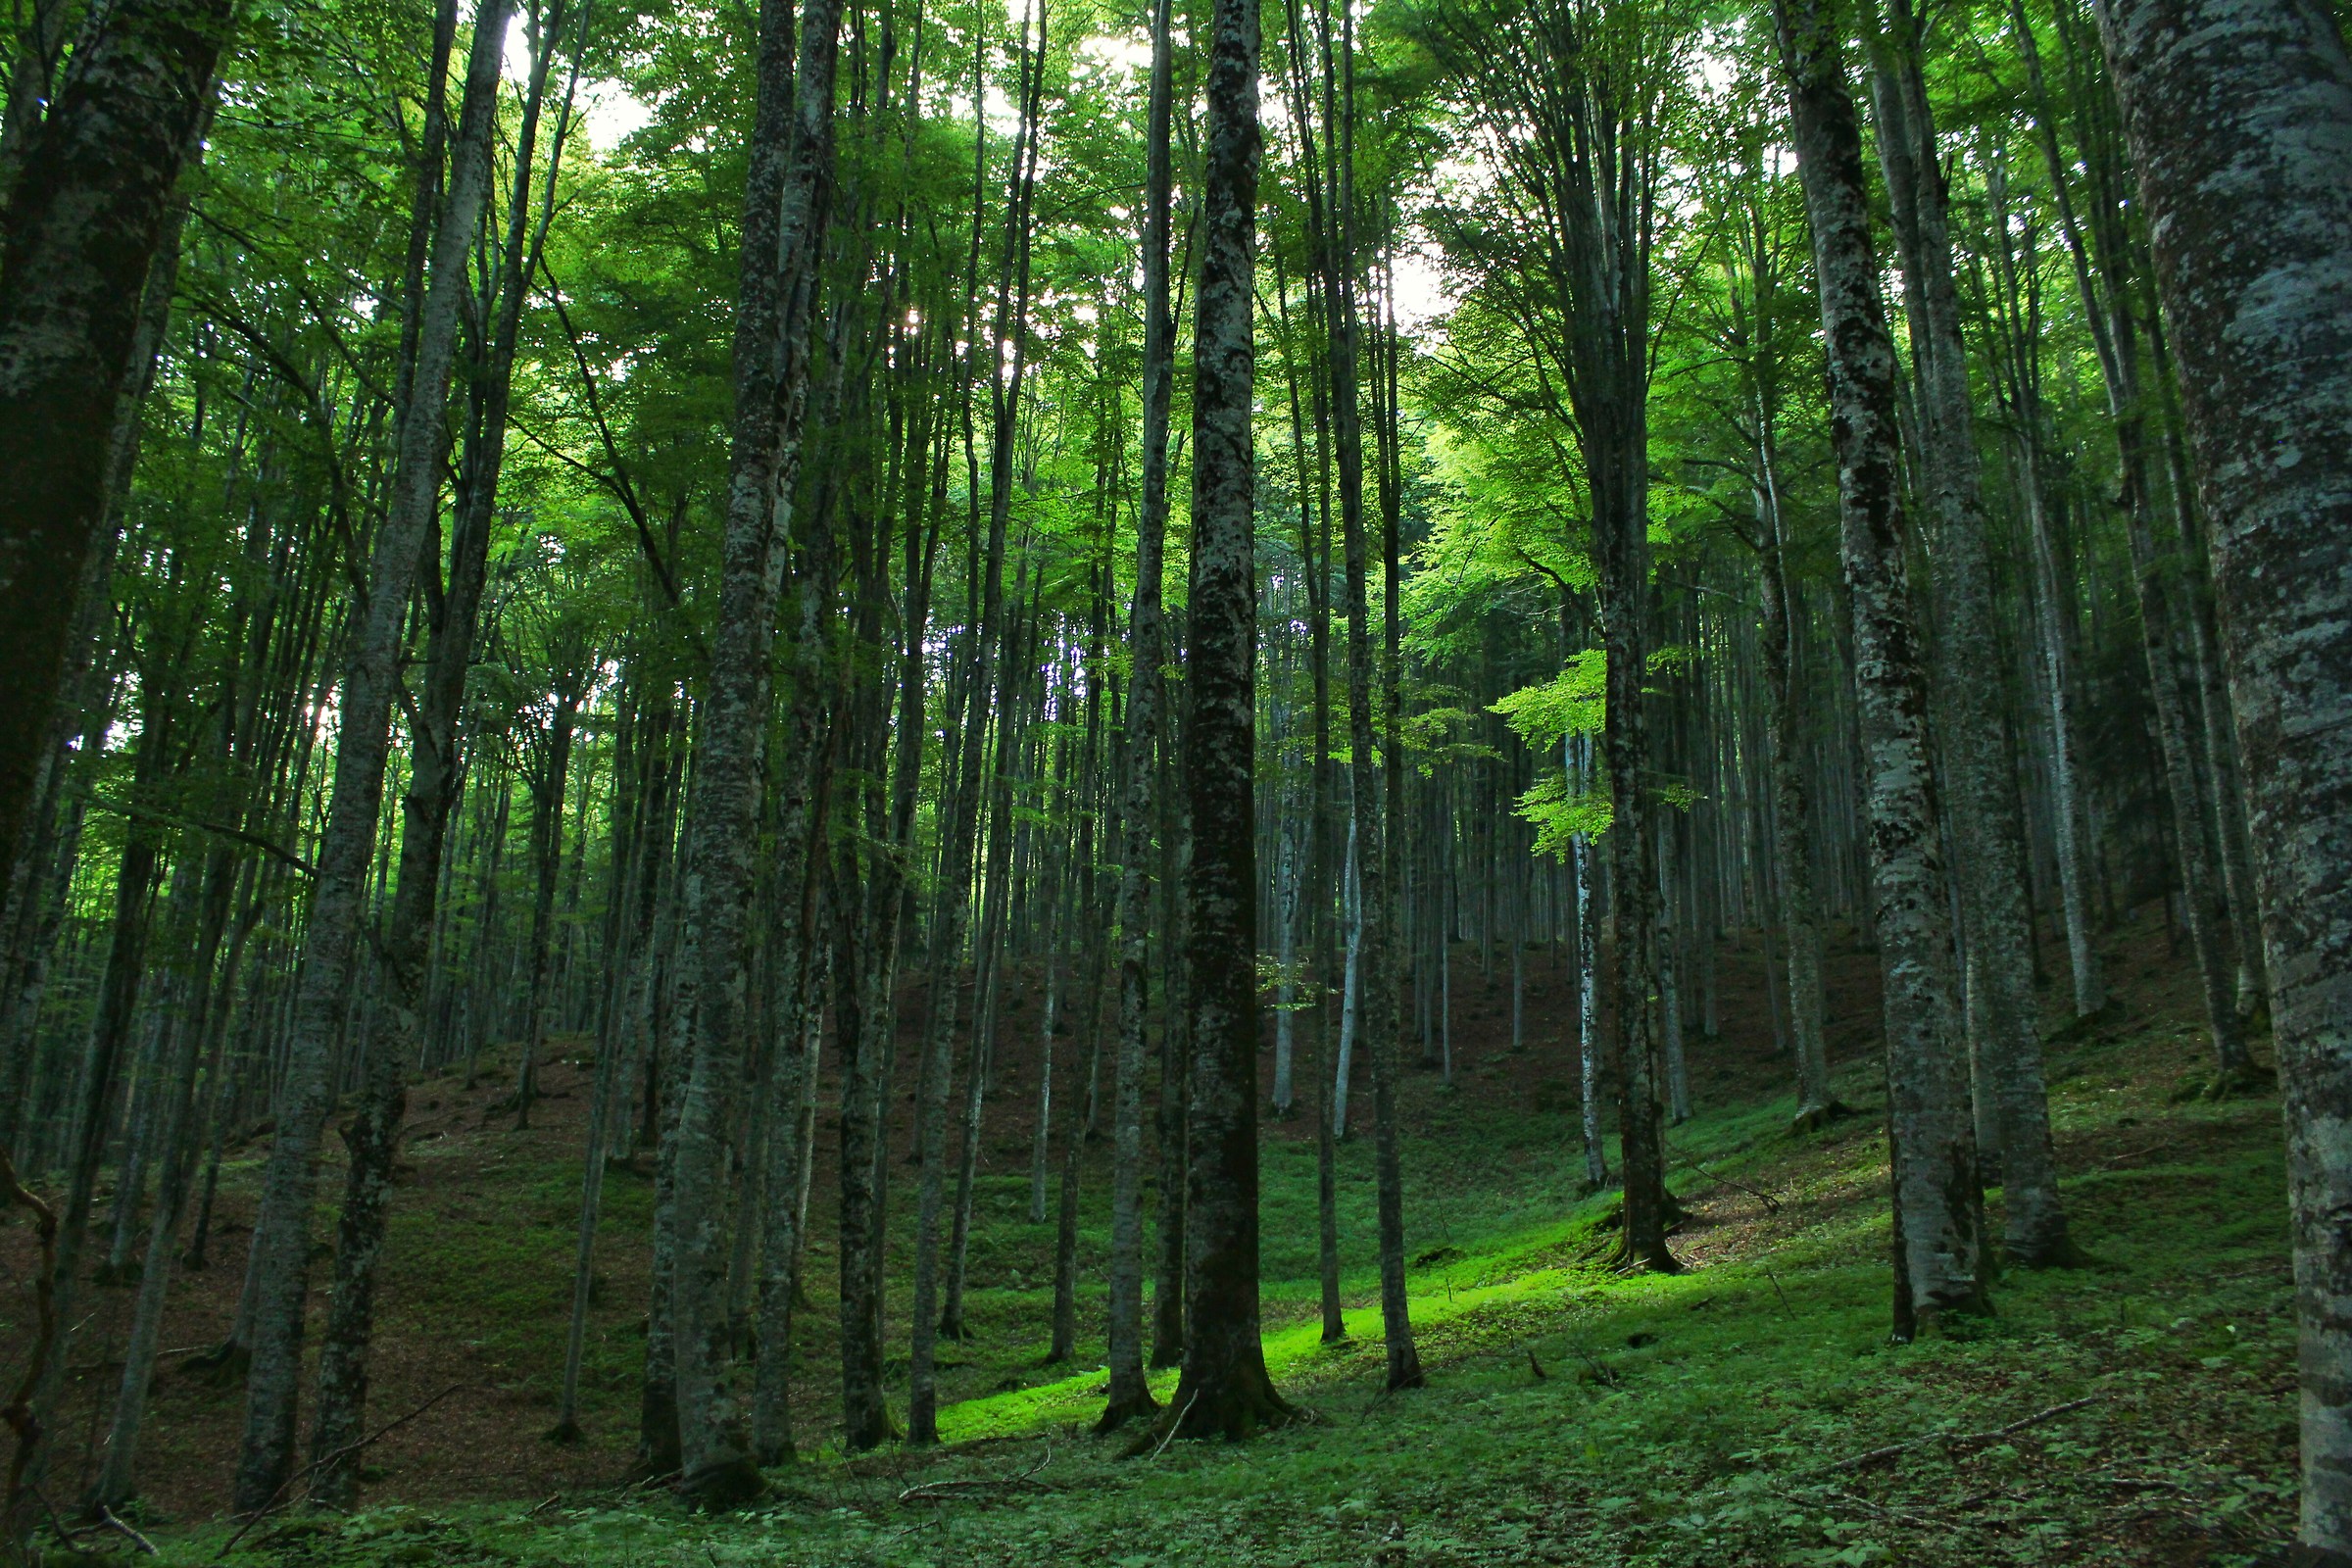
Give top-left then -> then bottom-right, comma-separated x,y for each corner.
10,919 -> 2298,1565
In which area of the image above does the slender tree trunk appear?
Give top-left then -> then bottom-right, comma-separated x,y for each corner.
89,843 -> 234,1508
229,0 -> 513,1510
1101,0 -> 1174,1423
1775,0 -> 1985,1334
1871,1 -> 2070,1264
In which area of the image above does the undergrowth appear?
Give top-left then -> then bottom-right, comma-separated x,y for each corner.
55,1006 -> 2299,1567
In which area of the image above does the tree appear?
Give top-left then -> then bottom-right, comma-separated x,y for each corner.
1158,0 -> 1294,1442
0,0 -> 229,897
2094,0 -> 2352,1544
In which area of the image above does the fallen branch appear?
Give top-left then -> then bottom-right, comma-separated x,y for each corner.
1151,1392 -> 1200,1460
217,1384 -> 464,1557
99,1505 -> 159,1556
1822,1395 -> 2101,1475
897,1447 -> 1056,1504
1666,1144 -> 1782,1214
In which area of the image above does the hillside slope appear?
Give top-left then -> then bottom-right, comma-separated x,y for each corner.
2,909 -> 2298,1565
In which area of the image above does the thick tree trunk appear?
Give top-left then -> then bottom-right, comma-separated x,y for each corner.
666,0 -> 842,1502
1775,0 -> 1985,1333
0,0 -> 226,891
2092,0 -> 2352,1544
1155,0 -> 1291,1443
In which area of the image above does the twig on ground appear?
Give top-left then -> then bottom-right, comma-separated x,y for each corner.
896,1447 -> 1056,1503
1151,1393 -> 1200,1460
217,1383 -> 464,1557
1819,1395 -> 2101,1475
1763,1270 -> 1795,1320
1825,1486 -> 1946,1531
1666,1144 -> 1783,1213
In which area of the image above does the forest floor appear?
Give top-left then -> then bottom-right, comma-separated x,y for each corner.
2,906 -> 2299,1565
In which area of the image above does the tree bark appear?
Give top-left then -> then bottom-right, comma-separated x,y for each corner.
1774,0 -> 1986,1333
0,0 -> 227,895
2092,0 -> 2352,1543
1154,0 -> 1292,1443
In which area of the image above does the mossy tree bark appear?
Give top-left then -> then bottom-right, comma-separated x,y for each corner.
1160,0 -> 1293,1441
2093,0 -> 2352,1542
1774,0 -> 1986,1333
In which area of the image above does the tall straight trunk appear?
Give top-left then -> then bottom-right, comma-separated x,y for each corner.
1439,0 -> 1673,1268
1573,810 -> 1605,1188
231,0 -> 513,1511
1756,466 -> 1836,1126
827,374 -> 941,1463
1980,147 -> 2104,1020
1774,0 -> 1985,1334
1333,813 -> 1359,1135
27,704 -> 170,1458
1150,687 -> 1188,1369
1031,840 -> 1066,1225
514,691 -> 582,1131
0,0 -> 228,885
2092,0 -> 2352,1544
906,9 -> 1041,1442
560,695 -> 674,1445
2012,4 -> 2248,1084
309,4 -> 569,1494
1100,3 -> 1172,1407
1328,28 -> 1418,1392
665,0 -> 843,1501
1157,0 -> 1290,1443
89,841 -> 235,1508
1870,0 -> 2069,1265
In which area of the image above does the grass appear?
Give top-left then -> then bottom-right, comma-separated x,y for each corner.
73,978 -> 2297,1568
1,923 -> 2289,1562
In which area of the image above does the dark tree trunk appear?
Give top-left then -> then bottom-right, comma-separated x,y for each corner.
0,0 -> 227,892
1156,0 -> 1291,1444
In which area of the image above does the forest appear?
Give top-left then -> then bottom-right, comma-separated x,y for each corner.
0,0 -> 2346,1554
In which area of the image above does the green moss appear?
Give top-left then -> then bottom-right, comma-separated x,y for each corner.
149,1023 -> 2296,1567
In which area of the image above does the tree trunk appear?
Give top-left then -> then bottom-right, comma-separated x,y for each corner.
0,0 -> 227,887
1870,0 -> 2070,1264
1155,0 -> 1291,1442
229,0 -> 513,1511
1775,0 -> 1985,1333
665,0 -> 843,1502
2093,0 -> 2352,1543
1100,0 -> 1173,1425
